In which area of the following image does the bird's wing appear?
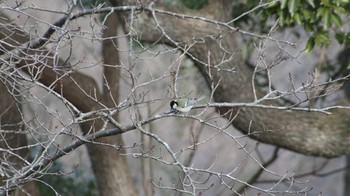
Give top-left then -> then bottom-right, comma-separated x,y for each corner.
177,105 -> 193,113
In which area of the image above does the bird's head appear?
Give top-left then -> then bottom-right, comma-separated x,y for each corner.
170,100 -> 178,109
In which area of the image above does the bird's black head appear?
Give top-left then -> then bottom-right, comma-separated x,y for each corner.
170,100 -> 178,109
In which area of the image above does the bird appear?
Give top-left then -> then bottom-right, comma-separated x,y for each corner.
170,96 -> 205,113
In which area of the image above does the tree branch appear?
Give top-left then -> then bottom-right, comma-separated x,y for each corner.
113,1 -> 350,157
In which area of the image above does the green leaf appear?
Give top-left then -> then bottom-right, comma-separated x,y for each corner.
334,7 -> 347,14
335,33 -> 345,44
316,8 -> 326,19
288,0 -> 298,16
322,10 -> 331,29
335,0 -> 349,5
334,0 -> 342,6
308,12 -> 317,23
295,13 -> 303,25
344,33 -> 350,44
304,23 -> 314,32
331,13 -> 343,27
303,10 -> 313,20
306,0 -> 315,7
267,0 -> 279,8
315,31 -> 331,46
280,0 -> 288,9
278,9 -> 287,26
305,37 -> 315,52
321,0 -> 330,6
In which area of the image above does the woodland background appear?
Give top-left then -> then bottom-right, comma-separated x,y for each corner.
1,0 -> 350,195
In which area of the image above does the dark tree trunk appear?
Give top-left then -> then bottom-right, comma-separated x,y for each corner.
114,0 -> 350,157
0,82 -> 40,195
0,11 -> 138,195
344,155 -> 350,196
83,12 -> 138,196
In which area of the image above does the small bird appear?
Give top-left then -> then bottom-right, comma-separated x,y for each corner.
170,96 -> 204,113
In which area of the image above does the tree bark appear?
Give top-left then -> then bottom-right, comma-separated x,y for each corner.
0,11 -> 137,195
0,81 -> 40,195
115,0 -> 350,157
85,12 -> 138,196
344,155 -> 350,196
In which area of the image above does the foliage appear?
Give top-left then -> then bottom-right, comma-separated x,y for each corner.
231,0 -> 350,51
263,0 -> 350,51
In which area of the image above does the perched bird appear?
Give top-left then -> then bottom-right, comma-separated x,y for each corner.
170,96 -> 204,113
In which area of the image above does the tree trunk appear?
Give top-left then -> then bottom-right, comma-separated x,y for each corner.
0,10 -> 137,195
115,0 -> 350,157
0,81 -> 40,195
84,12 -> 138,196
344,155 -> 350,196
